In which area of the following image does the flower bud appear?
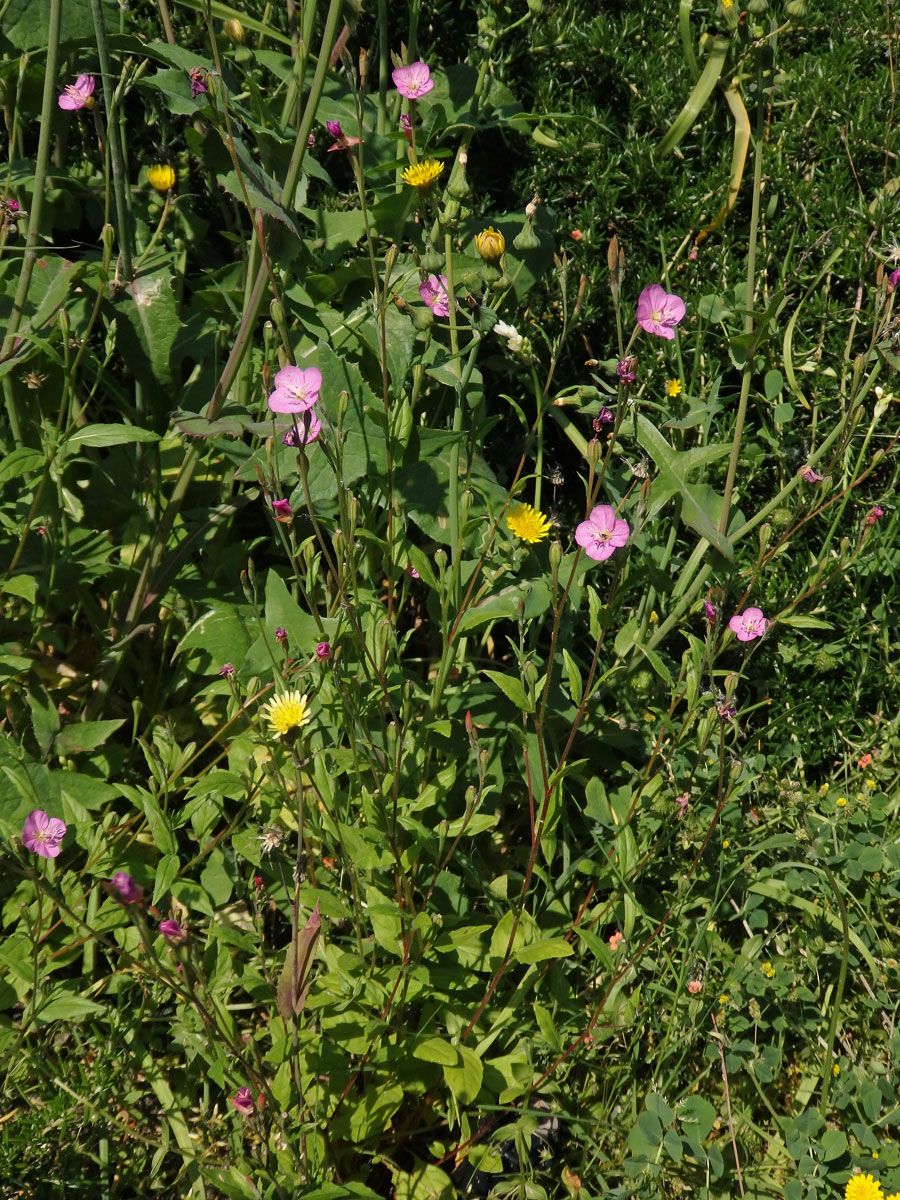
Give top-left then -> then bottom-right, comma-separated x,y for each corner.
337,390 -> 349,426
475,226 -> 505,264
224,17 -> 245,43
513,216 -> 540,252
447,150 -> 470,200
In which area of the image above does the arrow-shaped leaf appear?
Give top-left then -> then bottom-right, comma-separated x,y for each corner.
635,414 -> 734,561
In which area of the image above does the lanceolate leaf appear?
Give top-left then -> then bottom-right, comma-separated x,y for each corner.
635,414 -> 733,561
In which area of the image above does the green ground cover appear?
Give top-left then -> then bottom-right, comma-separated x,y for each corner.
1,0 -> 899,1197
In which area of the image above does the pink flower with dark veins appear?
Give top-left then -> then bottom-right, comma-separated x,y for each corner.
392,61 -> 434,99
58,74 -> 96,111
22,810 -> 67,858
418,274 -> 453,317
575,504 -> 630,562
267,365 -> 321,414
636,284 -> 686,340
728,608 -> 769,642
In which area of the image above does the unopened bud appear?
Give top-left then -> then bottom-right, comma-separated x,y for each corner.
523,662 -> 540,690
587,437 -> 601,467
223,17 -> 245,43
447,150 -> 469,200
513,216 -> 540,252
549,540 -> 562,572
434,548 -> 448,573
383,243 -> 398,286
101,223 -> 116,253
337,390 -> 349,425
475,226 -> 505,264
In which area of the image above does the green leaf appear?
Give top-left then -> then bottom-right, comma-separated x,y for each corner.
562,648 -> 583,704
413,1037 -> 459,1066
764,369 -> 785,400
657,37 -> 731,156
66,424 -> 161,449
635,414 -> 734,560
0,447 -> 44,484
483,669 -> 533,713
442,1045 -> 483,1105
152,853 -> 180,906
113,262 -> 181,391
513,938 -> 574,964
54,719 -> 124,756
777,615 -> 834,630
36,989 -> 106,1024
392,1163 -> 454,1200
1,575 -> 37,603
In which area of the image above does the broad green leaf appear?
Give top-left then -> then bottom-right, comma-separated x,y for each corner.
635,414 -> 733,560
442,1045 -> 483,1105
413,1037 -> 459,1066
36,990 -> 106,1023
54,719 -> 124,756
1,575 -> 37,603
152,853 -> 180,906
392,1163 -> 454,1200
514,938 -> 574,964
483,669 -> 533,713
0,447 -> 45,483
66,424 -> 161,449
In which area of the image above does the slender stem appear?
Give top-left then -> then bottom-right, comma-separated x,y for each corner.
0,0 -> 63,443
91,0 -> 134,281
718,80 -> 764,536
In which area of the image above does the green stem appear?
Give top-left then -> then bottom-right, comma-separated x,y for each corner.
718,82 -> 764,536
0,0 -> 63,444
91,0 -> 134,281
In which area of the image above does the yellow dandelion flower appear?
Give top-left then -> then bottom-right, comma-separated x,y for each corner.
475,226 -> 505,263
845,1175 -> 884,1200
223,17 -> 245,42
506,503 -> 551,544
884,1193 -> 899,1200
401,159 -> 444,189
666,378 -> 682,398
263,690 -> 311,736
147,164 -> 176,192
836,796 -> 848,807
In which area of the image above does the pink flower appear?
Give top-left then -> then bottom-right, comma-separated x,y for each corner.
400,113 -> 413,144
636,284 -> 686,340
159,919 -> 186,943
675,793 -> 690,816
687,979 -> 702,994
392,61 -> 434,99
593,407 -> 615,430
800,465 -> 823,483
418,274 -> 453,317
267,365 -> 321,414
325,119 -> 360,153
609,931 -> 624,951
58,74 -> 96,111
272,498 -> 293,520
219,662 -> 235,677
275,627 -> 288,643
728,607 -> 768,642
889,268 -> 900,292
230,1087 -> 254,1116
282,410 -> 322,446
406,563 -> 420,580
575,504 -> 630,561
22,810 -> 67,858
316,641 -> 332,660
112,872 -> 143,904
704,601 -> 718,622
864,505 -> 884,526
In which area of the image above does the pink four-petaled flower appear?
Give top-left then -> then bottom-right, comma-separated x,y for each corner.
22,810 -> 67,858
418,274 -> 453,317
392,61 -> 434,99
575,504 -> 630,562
728,607 -> 769,642
58,74 -> 96,111
159,919 -> 186,943
267,365 -> 322,414
636,284 -> 686,340
282,410 -> 322,446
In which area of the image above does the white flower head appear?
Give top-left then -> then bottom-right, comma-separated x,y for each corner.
493,321 -> 523,352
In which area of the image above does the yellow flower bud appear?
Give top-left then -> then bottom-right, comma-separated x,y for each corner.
147,164 -> 176,193
224,18 -> 245,44
474,226 -> 505,263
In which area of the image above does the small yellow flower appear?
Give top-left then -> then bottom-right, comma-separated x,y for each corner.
836,796 -> 848,807
718,993 -> 729,1005
722,839 -> 730,849
845,1175 -> 884,1200
506,503 -> 551,544
866,778 -> 877,790
401,159 -> 444,189
147,164 -> 176,193
833,1064 -> 841,1076
649,610 -> 659,624
818,783 -> 830,795
761,961 -> 775,979
722,0 -> 734,7
263,690 -> 311,736
666,378 -> 682,398
475,226 -> 505,263
873,1152 -> 879,1160
857,792 -> 866,801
